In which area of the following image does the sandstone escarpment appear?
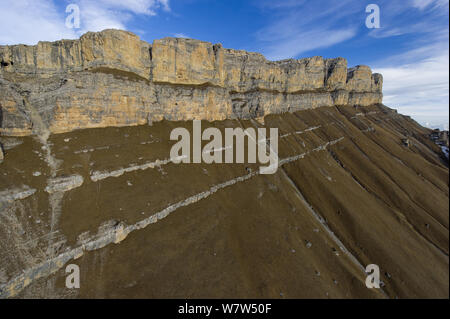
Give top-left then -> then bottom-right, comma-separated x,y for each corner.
1,31 -> 449,300
0,29 -> 382,136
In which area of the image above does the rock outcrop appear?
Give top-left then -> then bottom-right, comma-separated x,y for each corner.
0,29 -> 382,136
1,30 -> 449,300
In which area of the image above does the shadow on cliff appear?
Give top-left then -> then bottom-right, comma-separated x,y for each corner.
0,103 -> 3,128
0,104 -> 3,159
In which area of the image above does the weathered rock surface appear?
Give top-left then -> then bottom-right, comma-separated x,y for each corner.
1,30 -> 448,300
0,29 -> 383,136
0,30 -> 151,78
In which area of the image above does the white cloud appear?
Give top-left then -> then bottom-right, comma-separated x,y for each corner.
173,33 -> 190,38
374,46 -> 449,128
73,0 -> 172,34
368,0 -> 449,127
412,0 -> 435,10
254,0 -> 360,60
95,0 -> 170,15
412,0 -> 448,10
261,28 -> 356,61
0,0 -> 77,45
368,0 -> 448,38
0,0 -> 170,45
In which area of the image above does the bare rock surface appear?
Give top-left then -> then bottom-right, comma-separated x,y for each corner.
0,30 -> 448,300
1,29 -> 382,136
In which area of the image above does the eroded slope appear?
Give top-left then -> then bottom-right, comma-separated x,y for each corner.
0,104 -> 448,298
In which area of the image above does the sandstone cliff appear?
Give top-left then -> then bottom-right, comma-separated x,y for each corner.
0,29 -> 382,136
1,30 -> 449,300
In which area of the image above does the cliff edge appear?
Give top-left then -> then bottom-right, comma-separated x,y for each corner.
0,29 -> 382,135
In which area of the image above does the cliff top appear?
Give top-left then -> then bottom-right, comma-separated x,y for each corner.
0,29 -> 381,81
0,29 -> 383,136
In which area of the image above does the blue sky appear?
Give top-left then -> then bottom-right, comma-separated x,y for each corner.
0,0 -> 448,129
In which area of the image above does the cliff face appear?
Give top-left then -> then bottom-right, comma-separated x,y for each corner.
0,30 -> 448,300
0,29 -> 382,136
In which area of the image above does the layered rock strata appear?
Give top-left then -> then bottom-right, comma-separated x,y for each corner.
0,29 -> 382,136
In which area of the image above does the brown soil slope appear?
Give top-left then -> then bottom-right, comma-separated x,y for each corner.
0,104 -> 448,298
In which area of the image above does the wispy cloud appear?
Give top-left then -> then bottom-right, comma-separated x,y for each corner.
93,0 -> 170,16
76,0 -> 170,33
260,29 -> 356,61
0,0 -> 76,44
173,33 -> 190,38
371,0 -> 449,128
374,50 -> 448,117
254,0 -> 361,60
0,0 -> 170,45
412,0 -> 448,10
374,48 -> 449,128
368,0 -> 448,38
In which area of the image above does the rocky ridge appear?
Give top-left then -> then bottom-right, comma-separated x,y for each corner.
0,29 -> 382,136
0,31 -> 448,299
